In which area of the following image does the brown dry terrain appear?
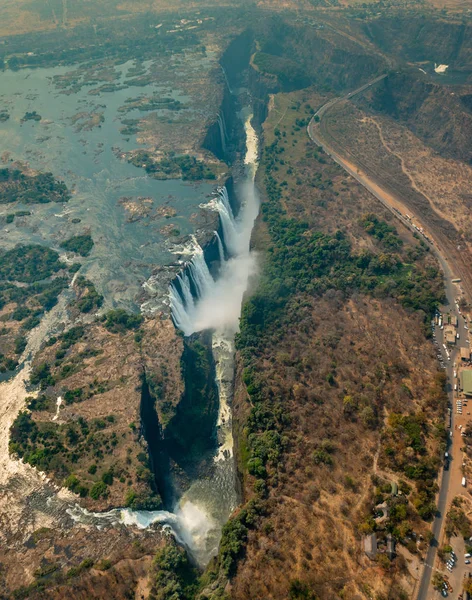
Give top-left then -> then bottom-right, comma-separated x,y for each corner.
232,297 -> 441,599
0,0 -> 470,40
355,116 -> 472,236
0,311 -> 184,599
319,98 -> 472,303
1,6 -> 472,600
220,88 -> 449,600
16,315 -> 183,511
0,521 -> 166,598
361,73 -> 472,162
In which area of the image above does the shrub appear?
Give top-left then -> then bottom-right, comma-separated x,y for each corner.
90,481 -> 108,500
60,235 -> 94,257
101,470 -> 114,485
101,309 -> 143,333
30,363 -> 55,389
0,245 -> 64,283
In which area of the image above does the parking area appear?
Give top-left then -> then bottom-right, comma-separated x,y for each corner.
429,306 -> 472,598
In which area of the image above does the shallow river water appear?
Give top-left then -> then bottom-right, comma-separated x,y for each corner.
0,60 -> 215,307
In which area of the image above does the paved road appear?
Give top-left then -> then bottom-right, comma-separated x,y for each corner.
307,77 -> 469,600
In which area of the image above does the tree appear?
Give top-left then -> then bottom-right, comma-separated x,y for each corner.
432,571 -> 445,590
289,579 -> 317,600
464,579 -> 472,594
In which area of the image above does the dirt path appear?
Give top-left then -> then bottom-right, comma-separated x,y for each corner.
365,116 -> 457,229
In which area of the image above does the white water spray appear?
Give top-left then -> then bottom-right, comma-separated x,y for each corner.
170,114 -> 259,336
67,498 -> 216,567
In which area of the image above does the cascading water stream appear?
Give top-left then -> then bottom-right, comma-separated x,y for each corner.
170,115 -> 259,336
215,231 -> 225,264
217,113 -> 227,155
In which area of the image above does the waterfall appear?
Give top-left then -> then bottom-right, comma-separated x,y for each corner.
220,65 -> 233,95
169,238 -> 218,336
215,187 -> 239,257
217,113 -> 227,155
215,231 -> 225,264
68,501 -> 215,568
187,245 -> 214,298
164,113 -> 259,565
170,113 -> 259,336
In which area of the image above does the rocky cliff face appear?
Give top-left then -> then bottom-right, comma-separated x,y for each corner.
363,16 -> 472,71
361,71 -> 472,163
252,17 -> 386,93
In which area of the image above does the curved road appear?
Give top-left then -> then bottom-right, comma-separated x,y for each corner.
307,76 -> 468,600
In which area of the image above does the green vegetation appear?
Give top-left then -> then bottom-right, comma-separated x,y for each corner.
211,102 -> 446,586
446,497 -> 472,539
207,500 -> 267,580
119,94 -> 184,114
238,138 -> 443,358
360,213 -> 403,251
21,111 -> 41,122
58,325 -> 86,349
0,111 -> 9,122
289,580 -> 318,600
30,362 -> 55,389
90,481 -> 108,500
60,234 -> 94,257
26,394 -> 52,411
120,119 -> 141,137
381,372 -> 447,520
65,474 -> 89,498
0,354 -> 18,373
9,410 -> 125,495
73,276 -> 103,313
129,151 -> 216,181
0,277 -> 68,370
0,245 -> 64,283
0,168 -> 70,204
149,545 -> 198,600
3,210 -> 31,224
125,488 -> 162,511
101,309 -> 143,334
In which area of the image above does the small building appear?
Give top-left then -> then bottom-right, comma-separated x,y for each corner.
391,482 -> 398,496
364,533 -> 377,560
461,347 -> 471,362
451,315 -> 458,327
461,369 -> 472,396
444,325 -> 456,345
